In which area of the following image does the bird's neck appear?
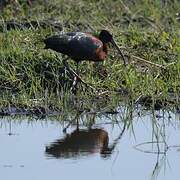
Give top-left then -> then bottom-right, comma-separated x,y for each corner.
103,43 -> 108,53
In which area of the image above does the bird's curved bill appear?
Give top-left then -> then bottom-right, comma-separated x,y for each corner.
111,39 -> 126,66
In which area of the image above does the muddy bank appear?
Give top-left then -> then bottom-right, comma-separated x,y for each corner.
0,94 -> 177,117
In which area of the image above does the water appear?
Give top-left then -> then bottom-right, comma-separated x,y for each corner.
1,109 -> 180,180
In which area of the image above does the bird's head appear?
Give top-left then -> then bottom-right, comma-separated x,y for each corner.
99,30 -> 113,44
99,30 -> 126,65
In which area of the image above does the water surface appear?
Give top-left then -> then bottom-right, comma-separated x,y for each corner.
1,109 -> 180,180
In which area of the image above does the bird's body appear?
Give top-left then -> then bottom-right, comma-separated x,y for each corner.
44,31 -> 107,62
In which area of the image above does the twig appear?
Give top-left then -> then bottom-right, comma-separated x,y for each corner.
115,45 -> 166,69
131,55 -> 166,69
165,62 -> 176,68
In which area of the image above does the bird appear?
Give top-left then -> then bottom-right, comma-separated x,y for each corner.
44,30 -> 126,91
44,29 -> 126,65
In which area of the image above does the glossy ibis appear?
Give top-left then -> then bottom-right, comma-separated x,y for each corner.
44,30 -> 125,65
44,30 -> 126,90
45,126 -> 126,159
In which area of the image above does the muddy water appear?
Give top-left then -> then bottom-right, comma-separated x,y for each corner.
0,110 -> 180,180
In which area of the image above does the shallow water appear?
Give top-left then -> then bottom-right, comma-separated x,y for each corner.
1,109 -> 180,180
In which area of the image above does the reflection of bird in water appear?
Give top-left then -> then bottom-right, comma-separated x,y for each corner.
45,128 -> 111,158
45,125 -> 126,159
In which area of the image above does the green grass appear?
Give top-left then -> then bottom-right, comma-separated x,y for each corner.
0,0 -> 180,110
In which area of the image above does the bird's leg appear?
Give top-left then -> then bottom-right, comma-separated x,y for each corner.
62,57 -> 69,78
62,58 -> 96,92
71,61 -> 80,93
71,76 -> 78,94
62,57 -> 75,80
62,57 -> 69,71
62,58 -> 78,93
76,61 -> 79,75
63,111 -> 82,133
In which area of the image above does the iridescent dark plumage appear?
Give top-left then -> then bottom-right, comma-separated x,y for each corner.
44,30 -> 125,63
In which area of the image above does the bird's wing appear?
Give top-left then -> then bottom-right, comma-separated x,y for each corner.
67,32 -> 103,60
44,32 -> 103,60
44,34 -> 74,55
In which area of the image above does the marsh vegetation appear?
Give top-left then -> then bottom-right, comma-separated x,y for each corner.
0,2 -> 180,179
0,0 -> 179,113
